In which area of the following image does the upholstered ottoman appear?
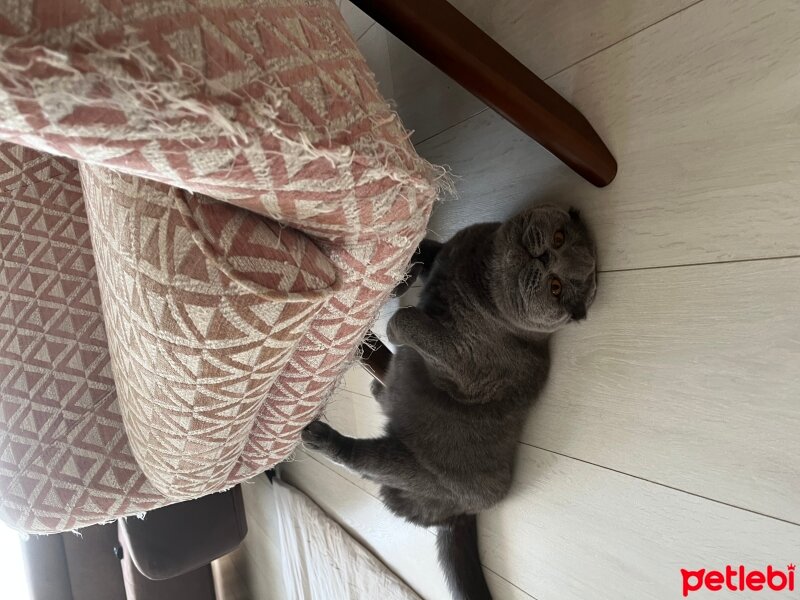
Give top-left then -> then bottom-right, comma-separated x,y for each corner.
0,0 -> 439,532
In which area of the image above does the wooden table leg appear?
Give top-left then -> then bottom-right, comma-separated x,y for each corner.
349,0 -> 617,187
359,331 -> 393,385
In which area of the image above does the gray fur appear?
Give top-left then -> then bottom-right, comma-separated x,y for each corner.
302,205 -> 597,599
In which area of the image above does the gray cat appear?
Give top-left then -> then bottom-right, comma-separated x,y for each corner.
302,205 -> 597,600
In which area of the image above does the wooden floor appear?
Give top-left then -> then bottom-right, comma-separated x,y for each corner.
226,1 -> 800,598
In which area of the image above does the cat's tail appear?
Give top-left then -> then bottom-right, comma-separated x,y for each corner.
436,514 -> 493,600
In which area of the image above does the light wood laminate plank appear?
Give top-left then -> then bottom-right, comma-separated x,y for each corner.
526,256 -> 800,523
377,0 -> 693,142
417,0 -> 800,270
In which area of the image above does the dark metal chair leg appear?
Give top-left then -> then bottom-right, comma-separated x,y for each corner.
350,0 -> 617,187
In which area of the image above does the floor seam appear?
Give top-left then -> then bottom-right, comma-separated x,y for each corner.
416,107 -> 489,146
544,0 -> 707,81
482,566 -> 540,600
357,20 -> 376,42
599,253 -> 800,275
520,441 -> 800,528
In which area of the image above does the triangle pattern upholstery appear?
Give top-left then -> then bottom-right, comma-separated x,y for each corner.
81,164 -> 339,499
0,145 -> 169,532
0,0 -> 439,533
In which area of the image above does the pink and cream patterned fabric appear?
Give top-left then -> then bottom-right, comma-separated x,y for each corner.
82,165 -> 338,499
0,144 -> 168,532
0,0 -> 435,243
0,0 -> 439,532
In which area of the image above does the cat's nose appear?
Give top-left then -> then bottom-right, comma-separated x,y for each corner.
536,250 -> 551,268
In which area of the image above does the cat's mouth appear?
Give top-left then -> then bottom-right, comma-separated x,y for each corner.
533,250 -> 551,269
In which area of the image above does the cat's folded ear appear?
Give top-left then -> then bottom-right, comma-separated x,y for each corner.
569,208 -> 582,222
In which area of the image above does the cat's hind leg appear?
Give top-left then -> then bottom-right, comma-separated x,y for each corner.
380,486 -> 459,528
302,421 -> 429,489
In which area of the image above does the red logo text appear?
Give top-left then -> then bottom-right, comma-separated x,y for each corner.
681,565 -> 795,596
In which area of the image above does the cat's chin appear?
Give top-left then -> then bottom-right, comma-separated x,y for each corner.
512,315 -> 571,336
491,291 -> 569,336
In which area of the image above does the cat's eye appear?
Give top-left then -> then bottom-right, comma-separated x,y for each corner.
550,277 -> 563,297
553,229 -> 565,248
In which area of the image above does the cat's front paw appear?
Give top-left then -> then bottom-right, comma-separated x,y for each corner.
301,420 -> 334,451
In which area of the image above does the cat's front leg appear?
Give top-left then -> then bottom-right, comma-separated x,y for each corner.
389,308 -> 472,396
301,420 -> 343,457
388,307 -> 455,360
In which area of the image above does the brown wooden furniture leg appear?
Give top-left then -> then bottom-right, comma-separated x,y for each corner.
359,331 -> 393,385
349,0 -> 618,187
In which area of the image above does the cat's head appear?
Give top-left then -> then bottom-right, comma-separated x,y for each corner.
490,205 -> 597,333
